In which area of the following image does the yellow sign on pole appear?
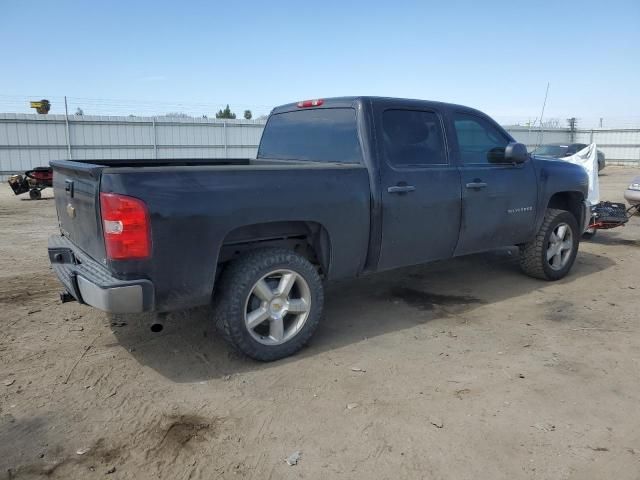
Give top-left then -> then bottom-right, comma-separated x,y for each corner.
30,99 -> 51,114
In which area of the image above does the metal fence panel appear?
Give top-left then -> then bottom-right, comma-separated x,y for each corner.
1,114 -> 639,181
506,126 -> 640,165
504,127 -> 572,150
0,114 -> 267,178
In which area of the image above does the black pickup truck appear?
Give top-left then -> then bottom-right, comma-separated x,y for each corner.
49,97 -> 589,360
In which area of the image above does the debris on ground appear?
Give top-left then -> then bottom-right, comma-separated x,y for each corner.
347,402 -> 359,410
76,447 -> 90,455
4,379 -> 15,386
429,417 -> 444,428
285,451 -> 301,466
350,367 -> 366,372
454,388 -> 471,400
531,423 -> 556,432
62,334 -> 100,385
106,466 -> 116,474
110,321 -> 127,327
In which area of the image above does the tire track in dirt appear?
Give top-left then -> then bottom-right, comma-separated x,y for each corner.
0,271 -> 61,305
5,414 -> 230,479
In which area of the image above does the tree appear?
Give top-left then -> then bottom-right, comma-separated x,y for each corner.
215,104 -> 236,119
75,107 -> 84,116
243,110 -> 252,120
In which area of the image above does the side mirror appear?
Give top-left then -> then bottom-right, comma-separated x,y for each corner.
504,142 -> 528,164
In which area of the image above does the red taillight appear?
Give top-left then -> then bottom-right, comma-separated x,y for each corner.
100,192 -> 151,260
297,99 -> 324,108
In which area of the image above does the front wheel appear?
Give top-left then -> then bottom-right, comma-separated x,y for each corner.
29,189 -> 41,200
519,208 -> 579,280
213,248 -> 324,361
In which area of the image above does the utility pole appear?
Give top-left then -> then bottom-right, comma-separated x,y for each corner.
567,117 -> 577,143
535,82 -> 550,149
64,96 -> 72,160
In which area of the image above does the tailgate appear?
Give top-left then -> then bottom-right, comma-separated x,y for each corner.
51,160 -> 106,263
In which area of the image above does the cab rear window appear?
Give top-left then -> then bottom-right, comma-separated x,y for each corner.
258,108 -> 362,164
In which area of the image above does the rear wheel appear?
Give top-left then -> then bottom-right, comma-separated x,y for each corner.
519,208 -> 579,280
29,189 -> 41,200
213,248 -> 324,361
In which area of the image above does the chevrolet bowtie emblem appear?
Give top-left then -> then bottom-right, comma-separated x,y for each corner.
66,203 -> 76,218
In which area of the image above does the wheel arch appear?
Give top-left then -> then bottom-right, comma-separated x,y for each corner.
546,191 -> 585,225
218,220 -> 332,276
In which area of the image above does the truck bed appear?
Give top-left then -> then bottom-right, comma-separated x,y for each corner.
50,157 -> 371,311
55,157 -> 351,170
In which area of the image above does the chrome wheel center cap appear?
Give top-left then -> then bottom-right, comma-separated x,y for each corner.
269,299 -> 286,315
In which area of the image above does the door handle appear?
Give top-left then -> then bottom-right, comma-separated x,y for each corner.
387,185 -> 416,194
465,181 -> 487,189
64,179 -> 74,197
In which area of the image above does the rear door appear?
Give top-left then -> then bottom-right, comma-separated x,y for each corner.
451,112 -> 537,255
51,161 -> 106,261
375,104 -> 462,270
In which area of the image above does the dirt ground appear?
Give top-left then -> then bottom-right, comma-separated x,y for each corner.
1,167 -> 639,480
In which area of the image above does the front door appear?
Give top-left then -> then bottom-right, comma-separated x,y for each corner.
451,112 -> 537,255
376,106 -> 462,270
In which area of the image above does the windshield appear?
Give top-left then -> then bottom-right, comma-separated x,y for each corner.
258,108 -> 362,164
534,145 -> 568,157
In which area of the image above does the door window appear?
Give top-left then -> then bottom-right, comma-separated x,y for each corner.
453,113 -> 509,164
382,110 -> 446,167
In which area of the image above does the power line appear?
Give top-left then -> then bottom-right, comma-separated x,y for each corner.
0,94 -> 274,117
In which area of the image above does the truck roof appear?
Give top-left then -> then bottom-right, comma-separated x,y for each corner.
271,96 -> 483,115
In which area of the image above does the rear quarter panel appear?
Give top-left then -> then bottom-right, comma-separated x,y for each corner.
101,164 -> 370,311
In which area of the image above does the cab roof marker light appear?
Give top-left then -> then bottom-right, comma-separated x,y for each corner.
297,99 -> 324,108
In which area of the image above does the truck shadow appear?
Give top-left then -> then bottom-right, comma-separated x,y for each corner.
113,248 -> 614,382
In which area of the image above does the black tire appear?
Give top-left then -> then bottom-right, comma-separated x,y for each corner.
29,189 -> 41,200
519,208 -> 579,280
213,248 -> 324,361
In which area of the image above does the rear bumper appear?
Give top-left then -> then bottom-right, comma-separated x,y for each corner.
48,235 -> 154,313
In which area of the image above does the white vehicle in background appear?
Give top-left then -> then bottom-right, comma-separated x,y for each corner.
534,143 -> 606,173
624,176 -> 640,208
558,144 -> 638,238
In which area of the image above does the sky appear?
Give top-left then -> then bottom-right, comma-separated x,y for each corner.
1,0 -> 639,122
